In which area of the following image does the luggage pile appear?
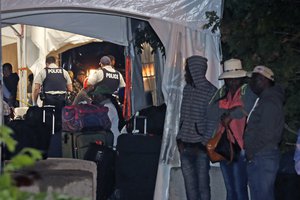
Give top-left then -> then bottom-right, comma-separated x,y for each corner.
62,108 -> 162,200
3,102 -> 164,200
5,106 -> 56,159
61,104 -> 115,200
61,104 -> 113,159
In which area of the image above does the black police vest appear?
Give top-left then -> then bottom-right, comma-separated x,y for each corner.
43,68 -> 67,92
95,68 -> 120,94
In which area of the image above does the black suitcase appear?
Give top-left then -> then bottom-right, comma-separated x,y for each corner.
126,104 -> 166,135
5,120 -> 51,159
24,105 -> 61,157
25,105 -> 56,134
62,130 -> 114,159
116,116 -> 162,200
84,142 -> 116,200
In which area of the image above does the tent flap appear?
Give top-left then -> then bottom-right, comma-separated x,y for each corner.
2,13 -> 128,46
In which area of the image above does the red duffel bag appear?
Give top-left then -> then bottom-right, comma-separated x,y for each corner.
62,104 -> 111,132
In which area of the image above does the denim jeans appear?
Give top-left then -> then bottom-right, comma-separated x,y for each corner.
180,146 -> 210,200
247,148 -> 280,200
220,150 -> 249,200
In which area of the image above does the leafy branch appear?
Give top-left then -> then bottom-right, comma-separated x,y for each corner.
203,11 -> 221,33
0,125 -> 86,200
134,23 -> 166,56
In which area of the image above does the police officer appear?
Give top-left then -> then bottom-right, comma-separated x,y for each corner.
32,56 -> 72,157
86,55 -> 126,134
87,56 -> 125,94
32,56 -> 72,108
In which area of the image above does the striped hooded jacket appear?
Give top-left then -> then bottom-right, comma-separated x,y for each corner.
176,56 -> 217,145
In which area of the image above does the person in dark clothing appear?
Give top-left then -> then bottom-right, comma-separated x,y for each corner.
86,56 -> 126,130
91,86 -> 121,148
295,129 -> 300,175
3,63 -> 19,107
68,70 -> 86,104
32,56 -> 73,109
32,56 -> 73,157
108,55 -> 116,68
3,99 -> 12,125
27,73 -> 34,105
245,65 -> 285,200
87,56 -> 125,94
176,55 -> 217,200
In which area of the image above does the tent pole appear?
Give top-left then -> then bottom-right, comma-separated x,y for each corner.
0,15 -> 3,173
16,25 -> 27,107
20,25 -> 27,107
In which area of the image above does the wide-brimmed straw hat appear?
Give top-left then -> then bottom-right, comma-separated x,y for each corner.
218,59 -> 247,80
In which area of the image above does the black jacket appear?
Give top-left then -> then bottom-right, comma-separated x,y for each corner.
244,84 -> 285,159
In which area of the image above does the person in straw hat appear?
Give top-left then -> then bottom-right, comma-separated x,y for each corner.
244,66 -> 285,200
208,58 -> 257,200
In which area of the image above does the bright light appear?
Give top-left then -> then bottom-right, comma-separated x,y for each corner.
142,63 -> 155,92
142,63 -> 155,77
87,69 -> 97,76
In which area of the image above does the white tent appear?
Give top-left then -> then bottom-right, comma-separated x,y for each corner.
1,1 -> 223,199
2,25 -> 103,106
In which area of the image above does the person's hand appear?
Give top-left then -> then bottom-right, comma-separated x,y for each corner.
177,141 -> 184,153
221,112 -> 232,127
295,161 -> 300,175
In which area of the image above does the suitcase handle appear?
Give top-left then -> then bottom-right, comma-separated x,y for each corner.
43,105 -> 55,134
133,116 -> 147,135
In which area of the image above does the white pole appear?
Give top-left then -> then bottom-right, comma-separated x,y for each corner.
0,12 -> 3,173
17,25 -> 27,107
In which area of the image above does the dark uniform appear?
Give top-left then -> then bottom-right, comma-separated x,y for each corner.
94,68 -> 120,94
43,67 -> 67,109
42,67 -> 68,157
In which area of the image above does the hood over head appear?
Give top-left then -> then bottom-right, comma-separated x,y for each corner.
186,55 -> 208,87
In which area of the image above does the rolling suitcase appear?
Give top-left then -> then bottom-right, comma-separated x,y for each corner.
5,106 -> 55,160
84,142 -> 116,200
25,105 -> 56,134
62,130 -> 114,159
116,116 -> 162,200
26,105 -> 59,157
5,119 -> 51,160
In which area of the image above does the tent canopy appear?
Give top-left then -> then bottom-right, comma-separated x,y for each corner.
1,0 -> 222,29
1,0 -> 222,48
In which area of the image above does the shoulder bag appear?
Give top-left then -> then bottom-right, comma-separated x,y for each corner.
206,125 -> 240,163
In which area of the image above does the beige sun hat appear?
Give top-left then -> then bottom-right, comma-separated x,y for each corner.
218,59 -> 247,80
250,65 -> 274,81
